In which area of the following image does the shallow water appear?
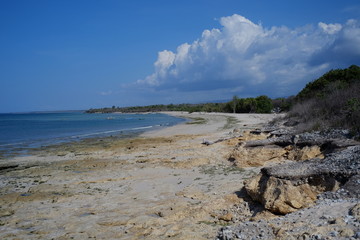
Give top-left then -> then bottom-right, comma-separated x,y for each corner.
0,111 -> 185,158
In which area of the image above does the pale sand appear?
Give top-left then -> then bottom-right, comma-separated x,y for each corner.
144,112 -> 277,136
0,112 -> 277,239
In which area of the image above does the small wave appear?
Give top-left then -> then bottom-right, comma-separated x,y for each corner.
0,126 -> 155,149
0,142 -> 26,147
69,125 -> 154,138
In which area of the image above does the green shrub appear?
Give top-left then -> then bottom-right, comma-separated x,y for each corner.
286,65 -> 360,136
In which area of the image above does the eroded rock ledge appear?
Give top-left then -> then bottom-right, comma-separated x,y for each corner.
217,130 -> 360,240
245,145 -> 359,214
245,129 -> 358,149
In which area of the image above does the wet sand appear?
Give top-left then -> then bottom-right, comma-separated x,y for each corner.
0,112 -> 277,239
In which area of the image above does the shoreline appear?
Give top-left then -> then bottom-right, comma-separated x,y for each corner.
1,111 -> 278,162
0,112 -> 278,239
0,112 -> 187,161
143,111 -> 280,137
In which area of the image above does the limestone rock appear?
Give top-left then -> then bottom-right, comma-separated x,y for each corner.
340,228 -> 355,237
285,145 -> 323,161
218,212 -> 233,222
245,129 -> 359,149
217,198 -> 360,240
0,209 -> 14,217
245,174 -> 318,214
350,203 -> 360,220
230,145 -> 287,167
245,145 -> 359,214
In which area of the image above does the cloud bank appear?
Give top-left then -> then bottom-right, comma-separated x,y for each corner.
137,14 -> 360,100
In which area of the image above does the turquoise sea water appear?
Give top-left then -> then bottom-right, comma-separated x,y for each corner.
0,111 -> 185,158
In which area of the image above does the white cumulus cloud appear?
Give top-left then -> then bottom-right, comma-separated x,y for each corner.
137,14 -> 360,99
318,22 -> 342,34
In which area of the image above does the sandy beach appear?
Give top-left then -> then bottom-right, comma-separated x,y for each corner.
0,112 -> 277,239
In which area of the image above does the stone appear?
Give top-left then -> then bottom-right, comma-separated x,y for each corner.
244,145 -> 360,214
287,146 -> 323,161
230,145 -> 287,167
218,213 -> 233,222
350,203 -> 360,220
340,228 -> 355,237
245,174 -> 318,214
334,217 -> 346,226
0,209 -> 14,217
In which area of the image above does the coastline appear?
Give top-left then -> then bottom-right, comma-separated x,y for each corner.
143,111 -> 279,137
0,112 -> 185,161
0,112 -> 278,239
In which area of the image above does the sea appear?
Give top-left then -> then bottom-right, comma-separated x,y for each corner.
0,111 -> 185,158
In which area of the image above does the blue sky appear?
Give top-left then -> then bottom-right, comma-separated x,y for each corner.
1,0 -> 360,112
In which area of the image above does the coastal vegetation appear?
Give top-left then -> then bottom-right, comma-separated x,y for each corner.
86,95 -> 274,114
87,65 -> 360,135
285,65 -> 360,135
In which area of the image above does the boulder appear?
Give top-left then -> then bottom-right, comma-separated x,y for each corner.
245,145 -> 360,214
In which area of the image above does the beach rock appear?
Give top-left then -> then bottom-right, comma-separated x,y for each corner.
340,228 -> 355,237
250,129 -> 262,135
245,145 -> 360,214
285,145 -> 323,161
0,164 -> 19,172
217,198 -> 360,240
268,128 -> 294,137
218,212 -> 233,222
0,209 -> 15,217
218,127 -> 360,239
342,174 -> 360,197
244,135 -> 293,147
245,174 -> 319,214
229,145 -> 287,167
230,144 -> 323,168
350,203 -> 360,220
217,221 -> 276,240
283,119 -> 300,127
245,129 -> 359,149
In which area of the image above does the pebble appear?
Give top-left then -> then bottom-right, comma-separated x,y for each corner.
340,228 -> 355,237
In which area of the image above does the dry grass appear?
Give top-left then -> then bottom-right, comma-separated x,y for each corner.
286,81 -> 360,135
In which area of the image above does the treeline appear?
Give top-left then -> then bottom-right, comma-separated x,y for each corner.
297,65 -> 360,100
87,64 -> 360,136
86,95 -> 282,114
286,65 -> 360,135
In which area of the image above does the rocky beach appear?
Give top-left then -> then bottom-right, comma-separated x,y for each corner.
0,112 -> 359,239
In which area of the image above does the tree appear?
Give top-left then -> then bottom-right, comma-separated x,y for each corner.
255,95 -> 273,113
243,98 -> 257,113
232,96 -> 239,113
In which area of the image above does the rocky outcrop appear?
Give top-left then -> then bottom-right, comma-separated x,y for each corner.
245,129 -> 359,149
217,127 -> 360,239
229,129 -> 359,168
244,145 -> 360,215
217,198 -> 360,240
230,144 -> 324,167
245,174 -> 320,214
